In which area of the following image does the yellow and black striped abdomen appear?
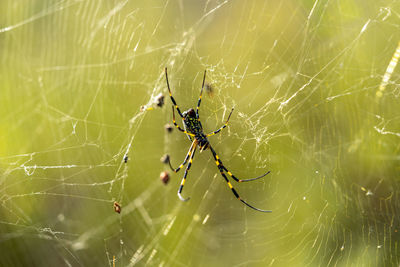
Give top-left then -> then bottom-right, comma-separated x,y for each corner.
182,108 -> 209,149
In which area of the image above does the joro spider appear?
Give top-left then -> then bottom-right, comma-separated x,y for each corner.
165,67 -> 271,213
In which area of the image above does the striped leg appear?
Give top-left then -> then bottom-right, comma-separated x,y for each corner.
165,67 -> 184,118
207,108 -> 234,137
209,145 -> 271,212
222,165 -> 270,182
168,140 -> 196,173
209,145 -> 269,182
178,143 -> 197,202
196,70 -> 207,119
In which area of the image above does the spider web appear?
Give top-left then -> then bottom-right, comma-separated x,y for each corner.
1,0 -> 400,266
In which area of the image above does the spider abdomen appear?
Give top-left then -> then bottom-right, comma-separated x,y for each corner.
182,108 -> 209,150
182,109 -> 202,132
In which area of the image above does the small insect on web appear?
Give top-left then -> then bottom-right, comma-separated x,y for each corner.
164,67 -> 271,213
113,202 -> 121,214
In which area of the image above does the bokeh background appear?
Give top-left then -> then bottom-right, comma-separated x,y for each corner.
1,0 -> 400,266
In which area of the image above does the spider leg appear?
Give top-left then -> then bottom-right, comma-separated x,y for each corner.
207,108 -> 234,137
171,106 -> 195,137
168,140 -> 196,173
223,165 -> 270,182
209,145 -> 269,182
196,70 -> 207,119
178,142 -> 198,202
165,67 -> 184,118
209,145 -> 271,212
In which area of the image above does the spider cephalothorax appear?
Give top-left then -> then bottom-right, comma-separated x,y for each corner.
164,67 -> 271,212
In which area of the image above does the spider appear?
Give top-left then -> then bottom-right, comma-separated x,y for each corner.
165,67 -> 271,212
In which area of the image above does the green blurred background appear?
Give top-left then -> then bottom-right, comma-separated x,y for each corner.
1,0 -> 400,266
